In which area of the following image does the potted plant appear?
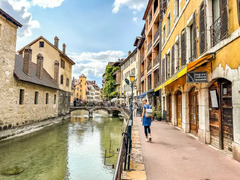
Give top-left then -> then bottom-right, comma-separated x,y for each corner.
156,102 -> 162,121
152,106 -> 156,120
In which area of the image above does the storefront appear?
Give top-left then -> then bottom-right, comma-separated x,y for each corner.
189,87 -> 199,135
209,78 -> 233,153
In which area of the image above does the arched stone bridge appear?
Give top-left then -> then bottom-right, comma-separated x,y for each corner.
70,106 -> 124,118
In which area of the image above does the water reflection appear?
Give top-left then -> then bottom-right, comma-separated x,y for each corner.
0,110 -> 125,180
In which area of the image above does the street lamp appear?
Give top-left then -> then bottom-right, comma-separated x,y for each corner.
124,75 -> 135,171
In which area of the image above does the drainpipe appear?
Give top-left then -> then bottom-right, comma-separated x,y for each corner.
158,3 -> 163,105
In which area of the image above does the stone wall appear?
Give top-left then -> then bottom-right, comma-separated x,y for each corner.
58,90 -> 70,116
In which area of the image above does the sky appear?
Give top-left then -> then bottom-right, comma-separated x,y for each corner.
0,0 -> 148,87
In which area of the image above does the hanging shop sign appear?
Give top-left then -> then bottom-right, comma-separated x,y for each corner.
187,71 -> 208,83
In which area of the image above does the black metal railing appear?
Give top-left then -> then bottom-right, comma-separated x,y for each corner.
148,40 -> 152,51
154,28 -> 160,42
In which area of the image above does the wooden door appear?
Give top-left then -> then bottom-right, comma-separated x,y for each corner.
176,91 -> 182,127
221,81 -> 233,152
189,88 -> 199,134
209,79 -> 233,152
168,94 -> 172,122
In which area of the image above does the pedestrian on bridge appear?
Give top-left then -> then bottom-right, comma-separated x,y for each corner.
141,98 -> 153,142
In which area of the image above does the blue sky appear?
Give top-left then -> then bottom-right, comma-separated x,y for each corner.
0,0 -> 148,87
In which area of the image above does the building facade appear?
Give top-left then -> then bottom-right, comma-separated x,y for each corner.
86,80 -> 101,102
139,0 -> 240,161
120,49 -> 139,106
72,74 -> 87,102
0,9 -> 72,139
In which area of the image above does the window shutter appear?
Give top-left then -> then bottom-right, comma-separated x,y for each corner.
238,0 -> 240,25
199,1 -> 206,54
163,0 -> 167,12
162,58 -> 165,82
220,0 -> 228,38
181,29 -> 186,66
160,0 -> 164,20
193,11 -> 197,59
171,45 -> 175,75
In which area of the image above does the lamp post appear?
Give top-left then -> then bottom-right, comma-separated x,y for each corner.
124,75 -> 135,170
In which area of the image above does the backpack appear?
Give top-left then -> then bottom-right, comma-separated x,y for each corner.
145,105 -> 152,118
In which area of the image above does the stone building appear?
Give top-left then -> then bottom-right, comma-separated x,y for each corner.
0,9 -> 75,139
139,0 -> 240,161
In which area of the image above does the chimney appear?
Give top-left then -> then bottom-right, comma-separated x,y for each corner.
23,46 -> 32,75
54,36 -> 59,48
62,43 -> 66,54
128,51 -> 131,56
36,53 -> 43,79
54,60 -> 59,84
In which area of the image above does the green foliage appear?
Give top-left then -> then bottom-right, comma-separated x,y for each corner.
103,65 -> 119,99
152,106 -> 156,117
110,91 -> 120,98
156,102 -> 162,118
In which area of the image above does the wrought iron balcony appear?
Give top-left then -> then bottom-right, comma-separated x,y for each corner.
153,54 -> 159,67
140,54 -> 144,63
148,40 -> 152,51
154,28 -> 160,42
147,63 -> 152,72
210,15 -> 228,47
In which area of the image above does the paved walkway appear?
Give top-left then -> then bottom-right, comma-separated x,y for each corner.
136,117 -> 240,180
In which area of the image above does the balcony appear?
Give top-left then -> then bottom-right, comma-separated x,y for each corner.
153,54 -> 159,67
210,15 -> 228,47
154,28 -> 160,42
147,63 -> 152,72
141,71 -> 144,77
140,54 -> 144,63
148,41 -> 152,51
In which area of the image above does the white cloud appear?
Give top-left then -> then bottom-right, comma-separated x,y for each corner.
32,0 -> 64,8
112,0 -> 147,13
132,17 -> 137,22
70,50 -> 125,80
0,0 -> 65,38
0,0 -> 40,37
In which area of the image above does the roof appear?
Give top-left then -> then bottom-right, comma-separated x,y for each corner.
112,59 -> 123,67
143,0 -> 153,20
14,54 -> 59,90
17,36 -> 75,65
133,37 -> 141,46
120,48 -> 137,65
0,9 -> 22,27
79,74 -> 86,78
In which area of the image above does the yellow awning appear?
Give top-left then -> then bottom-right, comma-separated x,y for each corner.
154,66 -> 187,92
187,53 -> 215,72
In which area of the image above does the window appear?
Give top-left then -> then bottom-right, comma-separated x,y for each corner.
174,0 -> 180,20
181,29 -> 186,66
154,0 -> 158,13
34,91 -> 39,104
60,75 -> 64,84
46,93 -> 49,104
19,89 -> 24,105
80,90 -> 82,92
175,40 -> 180,72
171,45 -> 175,75
166,53 -> 171,79
163,25 -> 166,43
167,13 -> 171,35
39,41 -> 44,48
54,94 -> 56,104
66,78 -> 69,87
162,58 -> 166,82
61,59 -> 65,69
148,74 -> 152,90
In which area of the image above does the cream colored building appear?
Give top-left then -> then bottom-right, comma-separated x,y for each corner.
120,49 -> 139,106
18,36 -> 75,93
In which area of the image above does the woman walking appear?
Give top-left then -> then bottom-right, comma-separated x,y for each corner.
141,98 -> 153,142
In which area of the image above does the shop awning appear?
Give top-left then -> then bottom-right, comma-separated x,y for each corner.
137,89 -> 154,99
154,67 -> 187,92
187,53 -> 215,72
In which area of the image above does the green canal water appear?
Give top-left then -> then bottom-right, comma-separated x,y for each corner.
0,111 -> 126,180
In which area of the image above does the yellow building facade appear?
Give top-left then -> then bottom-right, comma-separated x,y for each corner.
140,0 -> 240,161
73,74 -> 87,102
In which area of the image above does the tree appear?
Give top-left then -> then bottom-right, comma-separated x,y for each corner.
102,65 -> 119,99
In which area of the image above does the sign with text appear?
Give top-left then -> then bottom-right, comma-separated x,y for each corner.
187,72 -> 208,83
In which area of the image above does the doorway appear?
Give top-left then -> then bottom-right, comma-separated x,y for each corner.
168,94 -> 172,122
189,87 -> 199,135
176,91 -> 182,127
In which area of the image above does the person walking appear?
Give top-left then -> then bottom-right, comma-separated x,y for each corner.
141,98 -> 153,142
133,102 -> 138,117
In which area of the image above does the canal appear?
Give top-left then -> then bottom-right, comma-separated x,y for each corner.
0,110 -> 126,180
